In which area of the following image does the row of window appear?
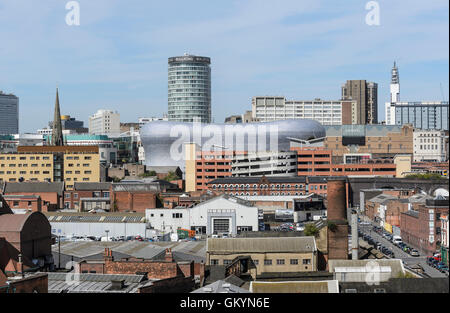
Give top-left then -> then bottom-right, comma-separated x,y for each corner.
210,258 -> 311,266
1,163 -> 51,167
65,156 -> 92,160
0,156 -> 50,160
0,171 -> 50,175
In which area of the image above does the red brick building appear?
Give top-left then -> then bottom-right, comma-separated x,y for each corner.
75,248 -> 196,292
1,182 -> 64,211
2,195 -> 42,213
110,182 -> 165,212
64,182 -> 111,211
0,212 -> 53,268
400,198 -> 449,255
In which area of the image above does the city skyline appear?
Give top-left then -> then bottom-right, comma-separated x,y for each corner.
0,0 -> 448,133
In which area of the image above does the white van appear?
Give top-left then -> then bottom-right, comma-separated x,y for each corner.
392,236 -> 402,245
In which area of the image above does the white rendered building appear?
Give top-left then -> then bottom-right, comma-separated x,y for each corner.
252,96 -> 356,125
89,109 -> 121,136
413,129 -> 448,162
145,194 -> 261,236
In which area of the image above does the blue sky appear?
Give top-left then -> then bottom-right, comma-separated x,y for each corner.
0,0 -> 448,133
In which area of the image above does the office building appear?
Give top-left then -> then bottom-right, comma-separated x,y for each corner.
385,63 -> 449,130
386,101 -> 449,130
168,54 -> 211,123
252,96 -> 357,125
0,146 -> 100,190
0,91 -> 19,135
89,110 -> 121,136
413,129 -> 448,162
341,80 -> 378,124
206,236 -> 318,279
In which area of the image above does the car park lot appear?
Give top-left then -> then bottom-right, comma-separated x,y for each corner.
358,220 -> 448,278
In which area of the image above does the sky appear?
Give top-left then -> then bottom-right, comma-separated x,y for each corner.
0,0 -> 448,133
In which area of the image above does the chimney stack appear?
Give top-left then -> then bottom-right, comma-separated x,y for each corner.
165,248 -> 173,262
18,253 -> 24,278
351,210 -> 359,260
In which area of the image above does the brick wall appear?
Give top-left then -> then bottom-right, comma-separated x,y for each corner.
0,273 -> 48,293
327,224 -> 349,260
112,191 -> 157,212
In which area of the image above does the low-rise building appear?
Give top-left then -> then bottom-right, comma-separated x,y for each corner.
1,182 -> 65,211
441,214 -> 449,266
400,197 -> 449,255
146,194 -> 261,236
206,236 -> 318,279
63,182 -> 111,211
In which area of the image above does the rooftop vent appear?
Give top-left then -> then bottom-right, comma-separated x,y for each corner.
110,280 -> 125,290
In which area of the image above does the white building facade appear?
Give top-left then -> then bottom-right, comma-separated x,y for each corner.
89,110 -> 121,136
145,195 -> 261,236
252,96 -> 355,125
413,129 -> 447,162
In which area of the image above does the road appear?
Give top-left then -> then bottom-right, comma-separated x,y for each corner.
358,221 -> 447,278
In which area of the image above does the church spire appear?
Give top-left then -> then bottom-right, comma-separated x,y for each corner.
51,87 -> 64,146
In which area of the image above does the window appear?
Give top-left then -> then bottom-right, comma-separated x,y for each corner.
276,259 -> 285,265
253,260 -> 259,266
65,193 -> 71,199
290,259 -> 298,265
302,259 -> 311,265
172,213 -> 183,218
223,260 -> 232,265
211,259 -> 219,265
264,259 -> 272,265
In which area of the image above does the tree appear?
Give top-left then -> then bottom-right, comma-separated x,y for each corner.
327,221 -> 337,232
163,171 -> 180,182
139,170 -> 157,178
304,224 -> 319,237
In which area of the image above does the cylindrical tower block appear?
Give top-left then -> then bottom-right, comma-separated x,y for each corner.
327,178 -> 347,221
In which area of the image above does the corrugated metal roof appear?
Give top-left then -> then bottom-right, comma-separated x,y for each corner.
4,182 -> 64,195
111,183 -> 160,192
207,237 -> 316,253
74,182 -> 111,191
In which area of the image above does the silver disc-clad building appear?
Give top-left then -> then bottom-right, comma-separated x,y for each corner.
140,119 -> 326,170
168,54 -> 211,123
0,91 -> 19,135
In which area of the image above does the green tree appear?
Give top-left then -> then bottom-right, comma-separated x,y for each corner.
139,170 -> 157,178
163,171 -> 180,182
304,224 -> 319,237
327,221 -> 337,232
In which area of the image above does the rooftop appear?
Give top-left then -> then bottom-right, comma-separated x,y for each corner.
207,236 -> 316,254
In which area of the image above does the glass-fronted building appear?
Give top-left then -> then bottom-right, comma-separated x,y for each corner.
0,91 -> 19,135
393,101 -> 449,131
168,54 -> 211,123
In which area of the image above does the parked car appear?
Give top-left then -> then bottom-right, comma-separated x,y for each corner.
410,249 -> 420,257
439,265 -> 449,273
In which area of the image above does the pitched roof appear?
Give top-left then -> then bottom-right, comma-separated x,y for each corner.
111,182 -> 160,192
250,280 -> 339,293
207,236 -> 316,254
191,279 -> 250,293
4,182 -> 64,196
340,278 -> 449,293
74,182 -> 111,191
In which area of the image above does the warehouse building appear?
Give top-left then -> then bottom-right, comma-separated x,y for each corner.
145,194 -> 262,236
206,236 -> 318,279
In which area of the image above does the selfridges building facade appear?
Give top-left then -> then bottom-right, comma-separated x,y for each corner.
140,119 -> 326,170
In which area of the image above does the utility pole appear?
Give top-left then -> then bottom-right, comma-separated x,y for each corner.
58,235 -> 61,270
